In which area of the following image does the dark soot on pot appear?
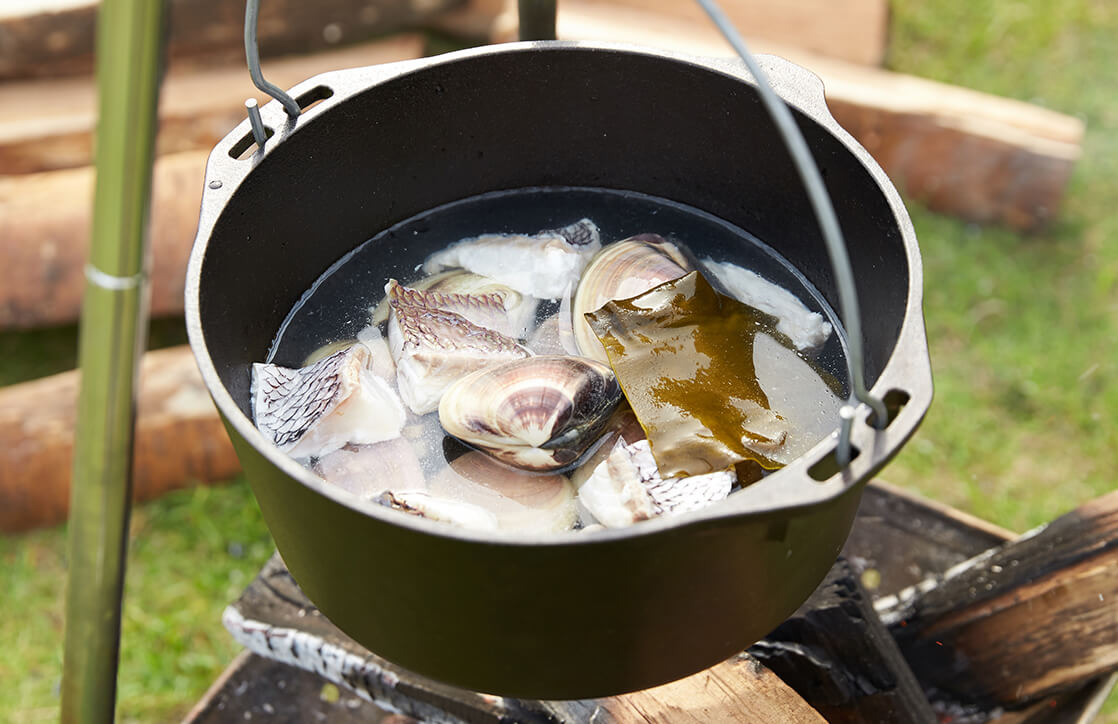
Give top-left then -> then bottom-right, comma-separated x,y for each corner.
268,186 -> 850,394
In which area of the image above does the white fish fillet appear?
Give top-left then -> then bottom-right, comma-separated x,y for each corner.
252,345 -> 406,460
423,218 -> 601,299
377,490 -> 499,531
579,439 -> 734,527
387,293 -> 532,415
385,279 -> 537,340
701,257 -> 832,351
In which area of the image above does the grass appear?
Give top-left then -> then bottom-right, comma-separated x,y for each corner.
1,0 -> 1116,720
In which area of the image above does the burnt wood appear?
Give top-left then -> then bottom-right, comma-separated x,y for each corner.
749,557 -> 937,723
223,554 -> 824,723
188,483 -> 1115,723
880,490 -> 1118,710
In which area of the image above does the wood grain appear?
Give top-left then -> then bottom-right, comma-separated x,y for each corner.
0,345 -> 240,532
0,35 -> 426,174
881,491 -> 1118,709
0,0 -> 449,82
495,0 -> 1084,231
0,150 -> 207,329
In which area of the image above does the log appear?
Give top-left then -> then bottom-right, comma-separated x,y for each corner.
878,490 -> 1118,710
0,345 -> 240,533
0,0 -> 451,82
749,558 -> 937,724
224,554 -> 825,723
494,0 -> 1084,231
0,150 -> 207,329
0,35 -> 426,174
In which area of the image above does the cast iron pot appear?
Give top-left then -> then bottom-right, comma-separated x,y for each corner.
186,41 -> 932,699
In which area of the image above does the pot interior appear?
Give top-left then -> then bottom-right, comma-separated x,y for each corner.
196,45 -> 910,417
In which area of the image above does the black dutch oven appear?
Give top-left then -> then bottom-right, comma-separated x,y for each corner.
185,41 -> 932,699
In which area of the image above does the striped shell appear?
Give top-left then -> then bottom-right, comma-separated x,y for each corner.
438,356 -> 622,472
571,234 -> 693,362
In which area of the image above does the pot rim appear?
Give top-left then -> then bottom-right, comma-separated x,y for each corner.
185,40 -> 932,546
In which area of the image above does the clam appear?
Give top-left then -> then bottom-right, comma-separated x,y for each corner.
314,438 -> 425,498
387,283 -> 532,415
438,355 -> 622,472
428,452 -> 577,532
579,439 -> 735,528
701,257 -> 832,351
572,234 -> 694,362
423,218 -> 601,299
252,345 -> 406,459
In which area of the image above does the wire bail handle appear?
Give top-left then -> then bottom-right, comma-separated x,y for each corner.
238,0 -> 887,468
243,0 -> 300,149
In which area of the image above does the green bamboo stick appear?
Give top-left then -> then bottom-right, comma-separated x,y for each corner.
518,0 -> 557,41
60,1 -> 167,722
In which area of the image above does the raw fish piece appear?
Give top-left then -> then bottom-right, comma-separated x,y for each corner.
385,278 -> 537,340
585,271 -> 791,476
387,288 -> 532,415
313,438 -> 425,498
376,490 -> 499,531
438,356 -> 622,472
252,345 -> 406,459
579,439 -> 734,528
422,218 -> 601,299
577,439 -> 658,528
701,257 -> 832,351
428,452 -> 577,532
356,325 -> 398,380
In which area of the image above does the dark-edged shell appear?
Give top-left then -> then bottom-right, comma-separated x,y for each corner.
428,452 -> 576,532
572,234 -> 693,362
438,355 -> 622,472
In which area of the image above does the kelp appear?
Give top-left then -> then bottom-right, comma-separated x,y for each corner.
586,271 -> 791,477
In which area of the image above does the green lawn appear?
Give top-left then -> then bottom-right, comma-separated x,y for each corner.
2,0 -> 1116,720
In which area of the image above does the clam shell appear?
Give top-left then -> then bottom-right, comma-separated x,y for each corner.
438,355 -> 622,472
314,438 -> 424,498
572,234 -> 693,362
428,452 -> 577,532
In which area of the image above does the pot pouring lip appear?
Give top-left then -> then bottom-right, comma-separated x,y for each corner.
185,40 -> 933,547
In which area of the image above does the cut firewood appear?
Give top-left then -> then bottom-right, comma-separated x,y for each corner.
494,0 -> 1084,231
0,345 -> 240,533
877,490 -> 1118,710
0,35 -> 425,174
0,151 -> 207,329
750,557 -> 937,724
0,0 -> 451,82
488,0 -> 888,65
225,554 -> 826,723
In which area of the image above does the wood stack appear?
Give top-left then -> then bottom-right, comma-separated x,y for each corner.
0,0 -> 1085,532
184,483 -> 1118,722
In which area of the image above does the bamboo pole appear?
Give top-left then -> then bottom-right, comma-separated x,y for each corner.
60,1 -> 167,721
517,0 -> 557,40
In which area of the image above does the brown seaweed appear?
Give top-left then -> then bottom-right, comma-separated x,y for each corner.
585,271 -> 791,477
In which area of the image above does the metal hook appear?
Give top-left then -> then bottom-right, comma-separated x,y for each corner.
697,0 -> 889,466
245,98 -> 268,149
244,0 -> 300,127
